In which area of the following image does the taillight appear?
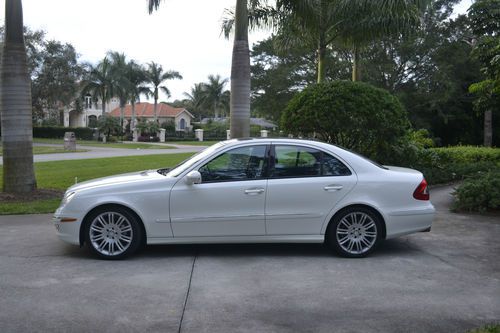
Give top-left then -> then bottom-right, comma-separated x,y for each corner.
413,178 -> 429,200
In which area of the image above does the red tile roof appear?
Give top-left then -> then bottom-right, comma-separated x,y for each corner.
109,103 -> 191,118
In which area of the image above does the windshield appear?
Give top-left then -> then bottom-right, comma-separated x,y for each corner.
164,142 -> 225,177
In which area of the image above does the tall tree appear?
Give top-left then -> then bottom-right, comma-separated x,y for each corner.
108,51 -> 129,129
226,0 -> 427,82
82,57 -> 114,116
251,35 -> 351,121
0,0 -> 37,193
335,0 -> 429,81
149,0 -> 252,138
126,61 -> 148,129
229,0 -> 251,137
468,0 -> 500,147
31,40 -> 84,123
144,61 -> 182,122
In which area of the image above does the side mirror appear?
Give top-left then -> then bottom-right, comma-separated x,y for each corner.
185,170 -> 202,185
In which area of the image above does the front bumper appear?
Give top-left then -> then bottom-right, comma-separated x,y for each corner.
53,208 -> 82,245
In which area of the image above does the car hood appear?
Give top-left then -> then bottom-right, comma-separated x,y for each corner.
67,170 -> 168,193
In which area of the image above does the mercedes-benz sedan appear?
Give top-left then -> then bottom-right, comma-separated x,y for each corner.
53,138 -> 435,259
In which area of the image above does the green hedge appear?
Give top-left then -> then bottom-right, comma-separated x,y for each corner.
409,146 -> 500,185
33,126 -> 94,140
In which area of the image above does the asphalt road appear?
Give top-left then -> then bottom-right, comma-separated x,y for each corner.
0,143 -> 204,165
0,186 -> 498,332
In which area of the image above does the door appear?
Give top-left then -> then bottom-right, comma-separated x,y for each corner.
170,144 -> 269,237
265,144 -> 357,235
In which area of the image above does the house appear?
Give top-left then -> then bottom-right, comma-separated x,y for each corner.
109,103 -> 194,132
63,95 -> 120,128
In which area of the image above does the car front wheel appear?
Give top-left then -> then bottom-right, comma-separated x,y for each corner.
85,207 -> 142,259
327,207 -> 382,258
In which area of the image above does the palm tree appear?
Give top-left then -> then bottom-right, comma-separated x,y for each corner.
108,51 -> 129,129
148,0 -> 252,138
1,0 -> 37,193
223,0 -> 337,83
144,62 -> 182,122
334,0 -> 428,81
226,0 -> 427,82
126,61 -> 149,130
202,74 -> 229,119
229,0 -> 251,137
183,83 -> 207,120
82,57 -> 114,116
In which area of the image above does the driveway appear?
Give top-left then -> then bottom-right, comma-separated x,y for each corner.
0,143 -> 204,165
0,186 -> 498,332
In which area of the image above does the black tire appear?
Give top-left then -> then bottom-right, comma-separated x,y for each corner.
327,206 -> 382,258
84,206 -> 143,260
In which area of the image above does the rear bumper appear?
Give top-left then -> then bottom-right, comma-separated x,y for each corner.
385,206 -> 435,239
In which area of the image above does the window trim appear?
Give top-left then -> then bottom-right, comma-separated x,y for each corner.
269,144 -> 352,179
196,144 -> 271,184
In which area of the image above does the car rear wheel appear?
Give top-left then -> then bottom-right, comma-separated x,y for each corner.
327,207 -> 382,258
85,207 -> 142,259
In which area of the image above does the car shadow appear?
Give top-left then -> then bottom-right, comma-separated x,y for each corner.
132,237 -> 422,259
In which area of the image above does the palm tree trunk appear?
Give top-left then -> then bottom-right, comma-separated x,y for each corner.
352,46 -> 361,82
101,94 -> 106,116
131,102 -> 136,129
484,110 -> 492,147
214,101 -> 218,119
119,104 -> 125,129
229,0 -> 250,139
317,44 -> 326,83
153,89 -> 158,122
1,0 -> 37,193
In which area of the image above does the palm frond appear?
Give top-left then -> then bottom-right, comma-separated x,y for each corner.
148,0 -> 163,14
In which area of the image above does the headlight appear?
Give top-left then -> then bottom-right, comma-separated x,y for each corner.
61,191 -> 76,206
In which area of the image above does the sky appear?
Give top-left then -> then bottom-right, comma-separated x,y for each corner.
0,0 -> 472,102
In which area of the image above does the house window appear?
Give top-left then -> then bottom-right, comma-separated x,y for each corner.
84,95 -> 92,109
180,118 -> 186,130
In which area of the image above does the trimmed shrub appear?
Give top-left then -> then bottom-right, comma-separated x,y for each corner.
452,170 -> 500,213
282,81 -> 410,163
33,126 -> 94,140
407,146 -> 500,185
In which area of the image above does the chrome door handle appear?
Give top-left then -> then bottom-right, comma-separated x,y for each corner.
324,185 -> 343,191
244,188 -> 265,195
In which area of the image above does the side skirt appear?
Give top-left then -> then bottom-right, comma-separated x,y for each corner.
147,235 -> 325,245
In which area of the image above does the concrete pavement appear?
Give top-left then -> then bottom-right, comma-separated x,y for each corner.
0,186 -> 499,332
0,143 -> 204,164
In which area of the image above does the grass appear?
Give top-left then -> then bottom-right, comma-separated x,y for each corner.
0,152 -> 194,215
169,140 -> 218,146
467,324 -> 500,333
33,138 -> 176,149
0,146 -> 88,156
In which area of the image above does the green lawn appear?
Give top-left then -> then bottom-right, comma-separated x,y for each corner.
169,140 -> 218,146
33,138 -> 176,149
0,146 -> 88,156
0,152 -> 194,215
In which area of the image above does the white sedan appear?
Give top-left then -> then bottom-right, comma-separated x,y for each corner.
53,138 -> 435,259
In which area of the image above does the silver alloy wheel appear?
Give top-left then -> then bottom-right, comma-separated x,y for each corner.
89,212 -> 133,256
336,212 -> 378,255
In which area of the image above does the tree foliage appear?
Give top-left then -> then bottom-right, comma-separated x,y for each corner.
282,81 -> 410,162
97,114 -> 121,140
467,0 -> 500,147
